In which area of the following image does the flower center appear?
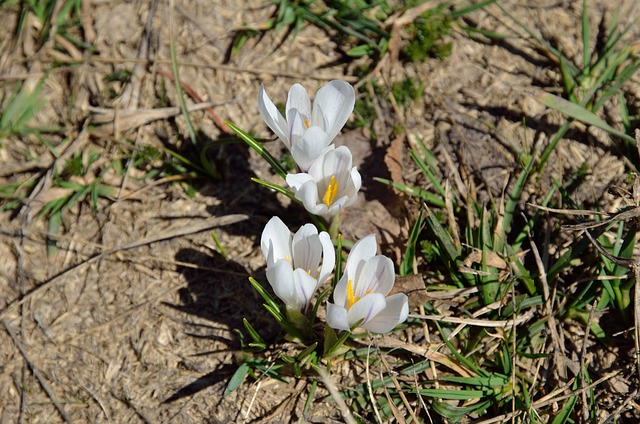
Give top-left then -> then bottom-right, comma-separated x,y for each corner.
304,119 -> 310,129
346,279 -> 357,309
322,175 -> 338,206
346,279 -> 371,310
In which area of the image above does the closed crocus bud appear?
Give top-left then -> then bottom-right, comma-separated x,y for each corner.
326,235 -> 408,333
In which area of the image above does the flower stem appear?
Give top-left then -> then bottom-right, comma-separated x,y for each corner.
329,213 -> 341,241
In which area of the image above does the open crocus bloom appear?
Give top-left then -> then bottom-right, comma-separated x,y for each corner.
258,80 -> 355,171
286,146 -> 361,219
326,234 -> 408,333
260,216 -> 335,312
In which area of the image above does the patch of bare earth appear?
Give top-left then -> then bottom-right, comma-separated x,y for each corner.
1,0 -> 640,422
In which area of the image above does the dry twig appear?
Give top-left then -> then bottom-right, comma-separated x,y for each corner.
2,319 -> 70,422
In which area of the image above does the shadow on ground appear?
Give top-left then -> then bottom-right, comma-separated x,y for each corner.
162,246 -> 279,403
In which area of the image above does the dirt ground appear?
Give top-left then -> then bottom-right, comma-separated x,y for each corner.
1,0 -> 640,422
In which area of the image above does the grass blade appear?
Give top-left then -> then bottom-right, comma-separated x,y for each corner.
250,178 -> 298,203
536,92 -> 635,143
581,0 -> 590,74
169,7 -> 197,148
224,362 -> 250,395
243,318 -> 266,348
400,209 -> 423,276
374,177 -> 445,207
226,121 -> 288,179
409,149 -> 445,198
425,207 -> 461,261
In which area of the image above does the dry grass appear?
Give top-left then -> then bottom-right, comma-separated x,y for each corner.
1,0 -> 640,422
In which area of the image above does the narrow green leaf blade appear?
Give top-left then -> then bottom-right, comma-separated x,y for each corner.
537,92 -> 635,143
224,362 -> 250,395
400,209 -> 423,276
226,121 -> 288,179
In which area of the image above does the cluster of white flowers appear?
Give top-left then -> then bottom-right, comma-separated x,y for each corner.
259,81 -> 361,219
258,81 -> 408,334
258,81 -> 409,333
261,216 -> 408,333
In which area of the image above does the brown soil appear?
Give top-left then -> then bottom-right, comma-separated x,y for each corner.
1,0 -> 640,422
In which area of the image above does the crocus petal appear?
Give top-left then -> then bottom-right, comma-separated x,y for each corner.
342,234 -> 377,285
361,293 -> 409,333
312,145 -> 353,182
290,268 -> 319,310
349,166 -> 362,195
326,302 -> 350,332
292,225 -> 322,277
298,146 -> 359,218
266,259 -> 296,305
311,80 -> 355,141
286,108 -> 308,149
332,272 -> 349,309
347,293 -> 386,328
286,83 -> 311,123
290,126 -> 332,172
267,260 -> 318,311
294,180 -> 328,216
261,216 -> 292,266
258,84 -> 289,148
286,172 -> 314,191
324,193 -> 352,218
354,256 -> 395,298
318,232 -> 335,284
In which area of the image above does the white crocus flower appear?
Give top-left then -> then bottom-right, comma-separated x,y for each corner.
258,80 -> 355,171
260,216 -> 335,312
326,235 -> 408,333
286,146 -> 361,219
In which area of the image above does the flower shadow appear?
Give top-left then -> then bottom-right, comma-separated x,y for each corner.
162,247 -> 279,403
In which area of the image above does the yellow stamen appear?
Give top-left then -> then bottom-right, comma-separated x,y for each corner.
323,175 -> 338,206
347,279 -> 356,309
346,279 -> 373,310
304,119 -> 310,128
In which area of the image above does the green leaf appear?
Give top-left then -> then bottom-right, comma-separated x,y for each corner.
333,233 -> 343,287
551,392 -> 578,424
302,380 -> 317,418
409,149 -> 445,198
1,77 -> 47,134
323,324 -> 338,356
248,277 -> 281,315
263,303 -> 305,341
224,362 -> 250,395
169,24 -> 198,151
536,92 -> 635,143
580,0 -> 591,73
417,388 -> 493,400
425,207 -> 460,261
310,285 -> 332,329
346,44 -> 375,57
226,121 -> 288,179
296,342 -> 318,362
431,398 -> 493,422
400,209 -> 423,276
374,177 -> 445,207
243,318 -> 266,349
250,177 -> 298,203
503,149 -> 534,235
451,0 -> 498,18
47,210 -> 62,257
